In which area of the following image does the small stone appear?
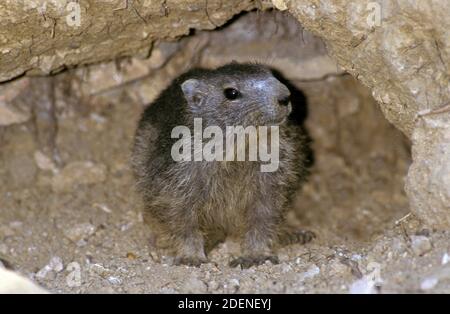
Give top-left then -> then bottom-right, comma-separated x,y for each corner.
442,253 -> 450,265
63,223 -> 96,244
420,277 -> 438,290
120,222 -> 134,232
298,264 -> 320,281
229,278 -> 240,287
93,203 -> 112,214
227,278 -> 240,292
90,263 -> 112,278
349,277 -> 377,294
76,239 -> 88,247
271,0 -> 288,11
281,264 -> 292,273
48,256 -> 64,273
36,256 -> 64,279
306,264 -> 321,277
34,151 -> 58,173
107,276 -> 122,285
351,254 -> 362,261
51,161 -> 107,192
126,252 -> 137,260
182,276 -> 207,293
328,259 -> 351,277
410,235 -> 432,256
36,265 -> 52,279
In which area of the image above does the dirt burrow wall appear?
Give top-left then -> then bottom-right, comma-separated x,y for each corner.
0,0 -> 261,81
0,0 -> 449,228
278,0 -> 450,228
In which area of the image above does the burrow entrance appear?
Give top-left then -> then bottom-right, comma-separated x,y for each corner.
0,10 -> 412,293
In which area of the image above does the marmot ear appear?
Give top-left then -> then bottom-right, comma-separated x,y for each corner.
181,79 -> 206,106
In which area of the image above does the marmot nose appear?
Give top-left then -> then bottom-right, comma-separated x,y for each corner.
278,95 -> 291,106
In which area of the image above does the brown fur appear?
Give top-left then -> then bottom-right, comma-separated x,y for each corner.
131,63 -> 312,268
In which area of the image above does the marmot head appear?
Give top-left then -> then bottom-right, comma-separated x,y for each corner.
180,62 -> 291,127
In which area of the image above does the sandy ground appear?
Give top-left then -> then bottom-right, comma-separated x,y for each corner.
1,70 -> 450,294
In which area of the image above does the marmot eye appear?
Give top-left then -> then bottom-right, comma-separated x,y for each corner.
224,88 -> 241,100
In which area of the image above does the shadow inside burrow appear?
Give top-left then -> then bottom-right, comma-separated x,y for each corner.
271,68 -> 315,169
